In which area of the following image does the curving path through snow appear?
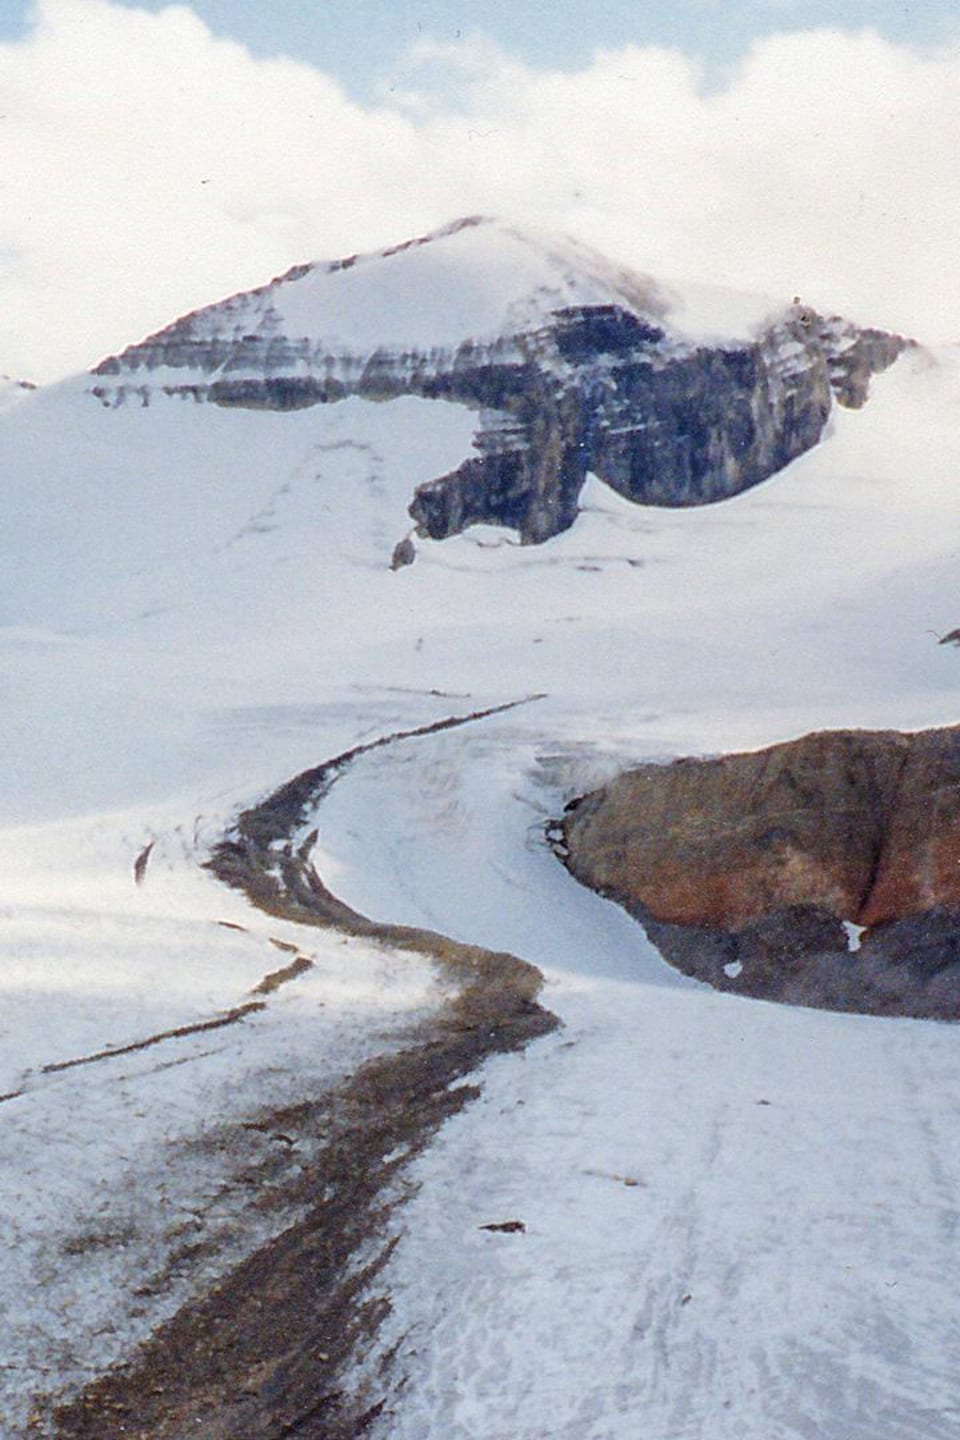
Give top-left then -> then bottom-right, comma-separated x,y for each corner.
311,718 -> 960,1440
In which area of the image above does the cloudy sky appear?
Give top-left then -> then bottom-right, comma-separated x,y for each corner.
1,0 -> 958,380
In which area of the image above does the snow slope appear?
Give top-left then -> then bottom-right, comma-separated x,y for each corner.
0,246 -> 959,1433
211,215 -> 670,353
92,216 -> 788,419
0,375 -> 37,414
0,816 -> 440,1424
104,215 -> 780,376
316,722 -> 960,1440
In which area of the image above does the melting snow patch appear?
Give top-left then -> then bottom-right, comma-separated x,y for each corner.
723,960 -> 744,978
843,920 -> 866,952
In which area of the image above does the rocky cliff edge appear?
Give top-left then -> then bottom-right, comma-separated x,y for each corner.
560,725 -> 960,1018
88,217 -> 910,546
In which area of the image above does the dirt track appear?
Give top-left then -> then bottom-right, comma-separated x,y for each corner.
52,703 -> 556,1440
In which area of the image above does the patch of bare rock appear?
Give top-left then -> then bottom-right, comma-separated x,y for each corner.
559,724 -> 960,1018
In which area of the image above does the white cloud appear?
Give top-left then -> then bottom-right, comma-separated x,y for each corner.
1,0 -> 959,380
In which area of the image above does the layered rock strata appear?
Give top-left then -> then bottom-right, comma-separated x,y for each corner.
559,725 -> 960,1018
88,218 -> 909,545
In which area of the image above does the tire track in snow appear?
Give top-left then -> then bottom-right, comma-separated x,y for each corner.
39,1001 -> 266,1076
53,697 -> 558,1440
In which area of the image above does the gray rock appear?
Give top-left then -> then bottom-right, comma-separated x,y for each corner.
389,536 -> 416,571
90,221 -> 910,545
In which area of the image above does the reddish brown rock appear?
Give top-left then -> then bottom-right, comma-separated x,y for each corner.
560,723 -> 960,1018
860,727 -> 960,924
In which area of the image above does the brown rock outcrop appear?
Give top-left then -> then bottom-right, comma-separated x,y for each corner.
560,724 -> 960,1018
860,727 -> 960,924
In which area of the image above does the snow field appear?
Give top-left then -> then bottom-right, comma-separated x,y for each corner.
358,980 -> 960,1440
0,804 -> 443,1430
0,307 -> 958,1432
316,723 -> 960,1440
119,217 -> 778,371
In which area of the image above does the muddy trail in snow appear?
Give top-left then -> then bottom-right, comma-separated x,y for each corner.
52,699 -> 556,1440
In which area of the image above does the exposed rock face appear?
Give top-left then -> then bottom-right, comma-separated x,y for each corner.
88,217 -> 909,546
560,725 -> 960,1018
820,321 -> 909,410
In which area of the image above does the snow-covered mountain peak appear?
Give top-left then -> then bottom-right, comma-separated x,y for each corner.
270,214 -> 675,346
99,215 -> 675,370
86,216 -> 909,548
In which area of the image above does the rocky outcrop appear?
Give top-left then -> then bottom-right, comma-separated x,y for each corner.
819,320 -> 909,410
559,725 -> 960,1018
88,217 -> 910,546
0,373 -> 37,415
409,310 -> 868,540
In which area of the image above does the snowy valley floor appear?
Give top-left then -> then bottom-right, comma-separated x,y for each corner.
2,347 -> 960,1435
3,710 -> 554,1440
322,724 -> 960,1440
51,714 -> 960,1439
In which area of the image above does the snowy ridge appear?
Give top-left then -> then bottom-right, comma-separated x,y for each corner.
87,217 -> 908,550
96,216 -> 670,370
0,373 -> 38,415
92,215 -> 789,397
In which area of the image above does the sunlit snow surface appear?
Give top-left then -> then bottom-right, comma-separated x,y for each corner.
102,217 -> 783,396
323,730 -> 960,1440
121,216 -> 757,364
1,340 -> 960,1433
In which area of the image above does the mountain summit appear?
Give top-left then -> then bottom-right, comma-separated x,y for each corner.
92,216 -> 908,545
96,216 -> 673,366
